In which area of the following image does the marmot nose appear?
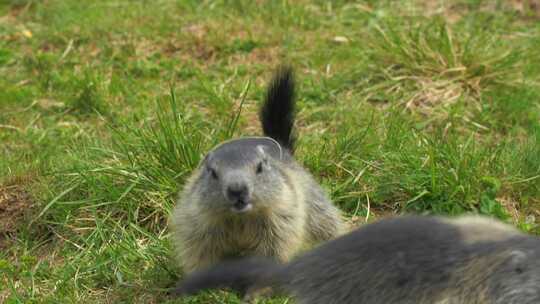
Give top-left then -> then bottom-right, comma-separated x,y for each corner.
226,184 -> 248,201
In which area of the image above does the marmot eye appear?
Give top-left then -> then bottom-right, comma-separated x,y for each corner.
208,167 -> 218,180
256,162 -> 264,174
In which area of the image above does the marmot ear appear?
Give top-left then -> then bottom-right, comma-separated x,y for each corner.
256,145 -> 267,157
508,250 -> 527,265
202,151 -> 214,164
256,143 -> 282,161
505,250 -> 528,275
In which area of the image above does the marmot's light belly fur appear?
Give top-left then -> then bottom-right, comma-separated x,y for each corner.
170,67 -> 344,273
175,215 -> 540,304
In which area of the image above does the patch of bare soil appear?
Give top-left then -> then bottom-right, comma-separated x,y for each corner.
0,184 -> 33,248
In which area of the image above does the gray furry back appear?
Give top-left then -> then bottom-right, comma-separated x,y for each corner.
174,215 -> 540,304
285,215 -> 540,304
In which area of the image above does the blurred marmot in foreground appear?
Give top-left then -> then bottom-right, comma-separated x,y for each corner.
174,215 -> 540,304
170,66 -> 345,273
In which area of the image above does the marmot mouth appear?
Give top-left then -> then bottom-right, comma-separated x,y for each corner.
231,200 -> 253,213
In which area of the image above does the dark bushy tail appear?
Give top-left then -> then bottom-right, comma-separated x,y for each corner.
171,257 -> 279,298
260,66 -> 296,152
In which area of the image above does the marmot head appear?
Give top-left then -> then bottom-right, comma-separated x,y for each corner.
195,137 -> 289,214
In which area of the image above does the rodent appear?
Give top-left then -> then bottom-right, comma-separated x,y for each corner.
169,66 -> 345,274
173,214 -> 540,304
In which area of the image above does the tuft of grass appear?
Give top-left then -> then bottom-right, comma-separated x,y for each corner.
69,70 -> 109,116
361,18 -> 522,118
321,113 -> 505,215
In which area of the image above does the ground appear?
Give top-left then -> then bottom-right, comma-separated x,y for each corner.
1,0 -> 539,303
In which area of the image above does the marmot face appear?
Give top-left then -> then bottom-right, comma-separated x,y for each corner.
194,137 -> 288,215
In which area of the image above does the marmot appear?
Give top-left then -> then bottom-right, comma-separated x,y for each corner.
174,215 -> 540,304
170,66 -> 345,274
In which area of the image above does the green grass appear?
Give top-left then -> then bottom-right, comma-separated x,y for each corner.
1,0 -> 540,302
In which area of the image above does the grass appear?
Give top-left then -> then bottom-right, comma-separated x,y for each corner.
1,0 -> 540,302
